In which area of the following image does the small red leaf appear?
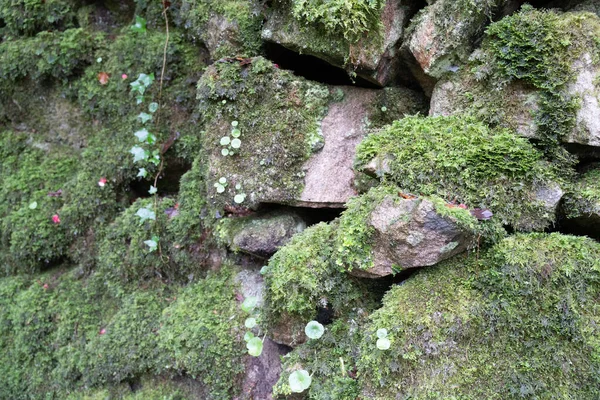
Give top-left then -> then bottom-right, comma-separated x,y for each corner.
98,72 -> 110,85
52,214 -> 61,224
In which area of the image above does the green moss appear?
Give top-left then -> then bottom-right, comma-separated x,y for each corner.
0,28 -> 97,86
448,6 -> 600,158
0,0 -> 78,37
289,0 -> 384,42
158,266 -> 246,399
273,317 -> 364,399
562,167 -> 600,219
96,197 -> 207,284
263,222 -> 376,333
197,57 -> 330,211
355,115 -> 570,231
358,233 -> 600,399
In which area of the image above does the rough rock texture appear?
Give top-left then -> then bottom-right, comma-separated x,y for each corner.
337,190 -> 476,278
403,0 -> 516,79
240,338 -> 287,400
221,210 -> 307,257
199,59 -> 427,211
262,0 -> 420,86
429,7 -> 600,151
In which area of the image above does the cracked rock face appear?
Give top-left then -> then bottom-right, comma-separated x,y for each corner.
351,196 -> 475,278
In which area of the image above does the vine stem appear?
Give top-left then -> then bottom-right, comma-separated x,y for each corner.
153,5 -> 170,265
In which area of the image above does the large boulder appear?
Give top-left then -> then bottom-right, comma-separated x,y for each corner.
262,0 -> 422,86
198,57 -> 426,212
429,7 -> 600,152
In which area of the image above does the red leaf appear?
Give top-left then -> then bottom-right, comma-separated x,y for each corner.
98,72 -> 110,85
52,214 -> 61,224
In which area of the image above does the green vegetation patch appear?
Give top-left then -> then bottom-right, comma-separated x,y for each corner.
289,0 -> 384,42
358,233 -> 600,399
0,28 -> 97,86
263,222 -> 376,335
562,167 -> 600,219
0,0 -> 79,37
355,115 -> 569,231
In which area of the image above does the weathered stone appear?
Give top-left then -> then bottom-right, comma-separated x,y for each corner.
199,59 -> 427,210
223,210 -> 307,257
268,313 -> 307,348
240,338 -> 286,400
404,0 -> 516,79
350,196 -> 475,278
261,0 -> 420,86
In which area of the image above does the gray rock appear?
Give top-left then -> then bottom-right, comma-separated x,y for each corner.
351,196 -> 475,278
404,0 -> 515,79
225,211 -> 307,258
239,338 -> 287,400
262,0 -> 420,86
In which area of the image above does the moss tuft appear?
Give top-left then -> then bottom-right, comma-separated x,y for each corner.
355,115 -> 570,231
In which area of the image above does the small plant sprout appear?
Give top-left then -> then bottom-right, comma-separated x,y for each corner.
137,168 -> 148,178
220,136 -> 231,146
289,370 -> 312,393
148,102 -> 159,113
231,138 -> 242,149
221,148 -> 230,156
234,193 -> 246,204
246,336 -> 263,357
305,321 -> 325,340
130,15 -> 147,33
130,146 -> 147,163
376,328 -> 391,350
148,185 -> 158,195
135,207 -> 156,222
244,331 -> 255,342
241,296 -> 258,313
231,129 -> 241,138
144,236 -> 159,252
138,112 -> 152,123
381,106 -> 387,112
245,317 -> 257,329
29,201 -> 37,210
231,121 -> 239,127
214,177 -> 228,194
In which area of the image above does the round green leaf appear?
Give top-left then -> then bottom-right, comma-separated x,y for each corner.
231,121 -> 239,127
377,337 -> 391,350
245,317 -> 257,329
221,148 -> 230,156
234,194 -> 246,204
28,201 -> 38,210
376,328 -> 388,339
219,177 -> 227,184
241,296 -> 258,313
216,185 -> 225,194
305,321 -> 325,340
220,136 -> 231,146
231,129 -> 241,138
149,102 -> 159,113
289,370 -> 312,393
247,337 -> 263,357
244,331 -> 255,342
231,138 -> 242,149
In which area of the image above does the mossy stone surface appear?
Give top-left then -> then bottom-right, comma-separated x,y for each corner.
355,114 -> 569,231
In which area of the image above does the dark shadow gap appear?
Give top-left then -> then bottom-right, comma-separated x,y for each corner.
264,42 -> 380,88
128,158 -> 191,199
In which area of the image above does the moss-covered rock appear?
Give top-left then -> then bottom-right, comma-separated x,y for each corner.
403,0 -> 511,79
217,209 -> 307,257
430,6 -> 600,153
263,222 -> 377,346
0,0 -> 79,37
158,266 -> 246,399
262,0 -> 420,86
358,233 -> 600,398
355,115 -> 569,231
198,58 -> 426,212
177,0 -> 263,59
334,186 -> 503,278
